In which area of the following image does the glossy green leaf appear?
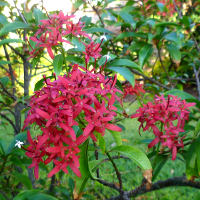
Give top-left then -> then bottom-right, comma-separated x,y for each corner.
0,76 -> 9,86
118,11 -> 136,27
0,1 -> 8,6
164,89 -> 197,101
13,190 -> 58,200
194,119 -> 200,137
97,132 -> 106,153
166,43 -> 181,62
139,44 -> 153,67
7,131 -> 27,155
107,59 -> 142,73
111,145 -> 152,170
108,66 -> 135,87
75,140 -> 91,195
0,21 -> 30,36
34,76 -> 53,91
33,8 -> 46,25
0,14 -> 8,25
0,38 -> 24,46
53,54 -> 64,76
115,32 -> 147,41
109,130 -> 122,146
155,22 -> 180,27
98,54 -> 116,66
13,172 -> 32,189
84,27 -> 113,34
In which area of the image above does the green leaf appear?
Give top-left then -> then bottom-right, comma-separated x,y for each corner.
7,131 -> 27,155
111,145 -> 152,170
139,44 -> 153,67
0,1 -> 8,6
98,54 -> 116,66
164,32 -> 179,43
107,59 -> 142,73
13,172 -> 32,189
84,27 -> 113,34
72,37 -> 85,52
0,76 -> 9,86
13,190 -> 58,200
109,130 -> 122,146
157,2 -> 165,12
152,155 -> 168,181
194,119 -> 200,137
65,55 -> 84,65
155,22 -> 180,27
108,66 -> 135,87
118,11 -> 136,27
0,14 -> 8,25
33,8 -> 46,25
0,38 -> 24,46
34,76 -> 53,91
97,132 -> 106,153
53,54 -> 64,76
166,43 -> 181,62
75,140 -> 91,195
0,21 -> 30,36
115,32 -> 147,41
164,89 -> 197,101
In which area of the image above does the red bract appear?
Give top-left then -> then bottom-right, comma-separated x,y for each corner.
29,11 -> 90,59
23,64 -> 122,179
123,81 -> 145,98
131,95 -> 195,160
143,0 -> 181,17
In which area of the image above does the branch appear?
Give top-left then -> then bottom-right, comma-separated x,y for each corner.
94,178 -> 121,192
106,152 -> 123,193
130,69 -> 171,90
0,113 -> 18,134
0,81 -> 16,100
108,176 -> 200,200
192,65 -> 200,100
7,44 -> 24,59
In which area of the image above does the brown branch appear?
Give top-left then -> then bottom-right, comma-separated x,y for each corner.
130,69 -> 171,90
107,176 -> 200,200
94,178 -> 121,192
0,81 -> 16,100
106,152 -> 123,194
0,113 -> 18,134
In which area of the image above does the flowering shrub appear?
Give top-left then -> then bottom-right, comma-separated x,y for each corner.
23,11 -> 122,179
132,95 -> 195,160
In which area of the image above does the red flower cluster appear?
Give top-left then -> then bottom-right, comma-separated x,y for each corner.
131,95 -> 195,160
143,0 -> 181,17
29,11 -> 91,59
23,64 -> 122,179
123,81 -> 145,98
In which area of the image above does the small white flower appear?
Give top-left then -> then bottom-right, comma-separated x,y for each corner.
15,140 -> 24,149
104,52 -> 111,60
100,35 -> 107,41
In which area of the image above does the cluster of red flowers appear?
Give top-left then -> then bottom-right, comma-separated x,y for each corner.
123,81 -> 145,98
143,0 -> 181,17
23,64 -> 122,179
131,95 -> 195,160
29,11 -> 92,59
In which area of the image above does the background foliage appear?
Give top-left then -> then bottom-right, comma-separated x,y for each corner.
0,0 -> 200,199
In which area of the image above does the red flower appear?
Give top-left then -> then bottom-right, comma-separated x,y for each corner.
132,95 -> 195,160
123,81 -> 145,98
23,64 -> 122,179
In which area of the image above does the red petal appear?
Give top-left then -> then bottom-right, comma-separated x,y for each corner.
106,124 -> 122,132
47,47 -> 54,59
27,130 -> 34,145
83,123 -> 94,136
148,137 -> 160,148
48,166 -> 60,177
36,134 -> 48,149
35,108 -> 50,119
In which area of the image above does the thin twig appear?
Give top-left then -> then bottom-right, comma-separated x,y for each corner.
106,152 -> 123,194
107,176 -> 200,200
0,113 -> 18,134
